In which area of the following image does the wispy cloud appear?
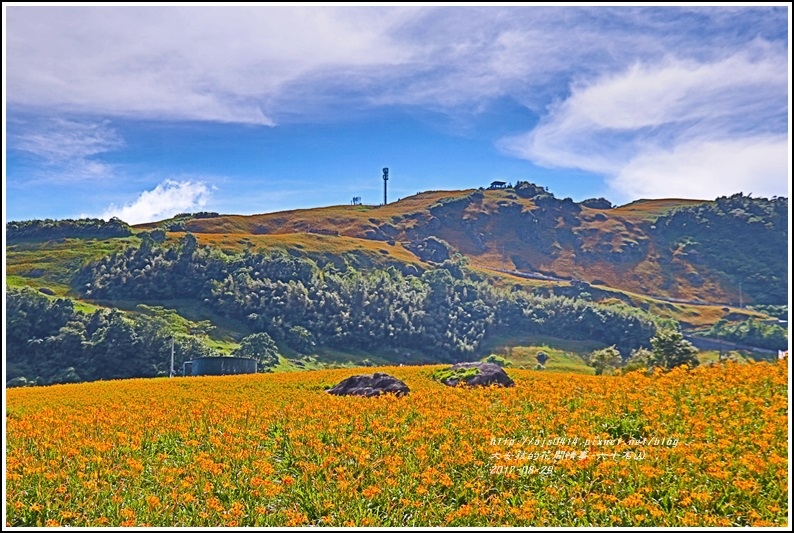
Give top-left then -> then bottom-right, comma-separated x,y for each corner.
501,48 -> 789,200
12,118 -> 124,181
5,6 -> 788,201
6,6 -> 415,125
9,7 -> 784,124
97,179 -> 213,225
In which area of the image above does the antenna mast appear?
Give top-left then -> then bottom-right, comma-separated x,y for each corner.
382,167 -> 389,205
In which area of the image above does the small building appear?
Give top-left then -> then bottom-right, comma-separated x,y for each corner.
488,181 -> 508,190
187,356 -> 257,376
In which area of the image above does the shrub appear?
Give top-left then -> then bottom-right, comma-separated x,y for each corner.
649,329 -> 699,370
586,345 -> 622,376
233,332 -> 280,369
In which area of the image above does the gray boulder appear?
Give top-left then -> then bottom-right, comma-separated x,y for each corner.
437,362 -> 514,388
326,372 -> 409,397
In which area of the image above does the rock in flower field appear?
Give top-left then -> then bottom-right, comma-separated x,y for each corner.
5,361 -> 788,527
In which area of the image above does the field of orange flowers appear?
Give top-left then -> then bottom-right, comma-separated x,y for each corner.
5,361 -> 789,527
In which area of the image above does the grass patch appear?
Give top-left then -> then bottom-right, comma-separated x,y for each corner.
6,275 -> 72,296
478,333 -> 599,375
430,366 -> 480,384
612,198 -> 708,221
89,298 -> 252,347
7,237 -> 139,288
697,349 -> 774,365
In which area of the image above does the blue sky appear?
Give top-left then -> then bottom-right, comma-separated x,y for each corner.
3,5 -> 790,224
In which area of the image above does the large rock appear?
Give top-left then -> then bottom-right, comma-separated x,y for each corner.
437,362 -> 514,388
326,373 -> 409,397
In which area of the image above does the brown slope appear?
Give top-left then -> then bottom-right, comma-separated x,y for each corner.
137,190 -> 727,302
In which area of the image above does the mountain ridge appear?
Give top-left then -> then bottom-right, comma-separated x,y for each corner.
134,184 -> 786,305
6,183 -> 787,387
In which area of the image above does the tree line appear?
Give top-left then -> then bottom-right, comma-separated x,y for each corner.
75,234 -> 663,360
706,318 -> 788,351
6,287 -> 218,386
7,217 -> 133,243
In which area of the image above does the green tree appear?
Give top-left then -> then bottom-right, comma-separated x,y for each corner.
587,345 -> 622,375
286,325 -> 315,353
623,347 -> 653,373
649,329 -> 699,370
233,332 -> 279,369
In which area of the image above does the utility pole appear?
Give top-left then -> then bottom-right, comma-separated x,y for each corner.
738,280 -> 743,309
170,336 -> 175,378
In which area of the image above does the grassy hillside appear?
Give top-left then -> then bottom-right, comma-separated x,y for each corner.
5,184 -> 786,386
138,186 -> 786,305
7,236 -> 140,292
6,234 -> 766,333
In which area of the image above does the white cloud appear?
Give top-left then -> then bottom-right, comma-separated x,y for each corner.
98,180 -> 213,225
558,54 -> 784,131
13,118 -> 124,180
502,49 -> 789,200
9,7 -> 784,124
5,6 -> 415,125
612,136 -> 789,200
5,7 -> 788,202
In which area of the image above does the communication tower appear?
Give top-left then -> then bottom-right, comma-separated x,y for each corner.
382,167 -> 389,205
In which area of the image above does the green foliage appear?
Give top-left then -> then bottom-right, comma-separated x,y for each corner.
600,412 -> 647,441
5,230 -> 664,386
580,197 -> 613,209
135,304 -> 216,338
586,345 -> 622,375
622,347 -> 653,373
286,326 -> 315,353
232,332 -> 279,368
706,318 -> 787,351
514,181 -> 549,199
483,354 -> 510,367
406,236 -> 454,263
72,237 -> 660,362
5,287 -> 217,386
747,304 -> 788,320
7,217 -> 132,243
147,228 -> 167,243
7,377 -> 32,388
7,236 -> 139,288
431,366 -> 480,383
654,193 -> 788,304
649,329 -> 699,370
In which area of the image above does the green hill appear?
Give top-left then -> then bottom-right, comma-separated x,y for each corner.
5,183 -> 787,386
141,185 -> 788,305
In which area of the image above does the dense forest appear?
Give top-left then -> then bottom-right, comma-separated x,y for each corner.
5,234 -> 668,385
6,287 -> 218,386
74,234 -> 662,356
